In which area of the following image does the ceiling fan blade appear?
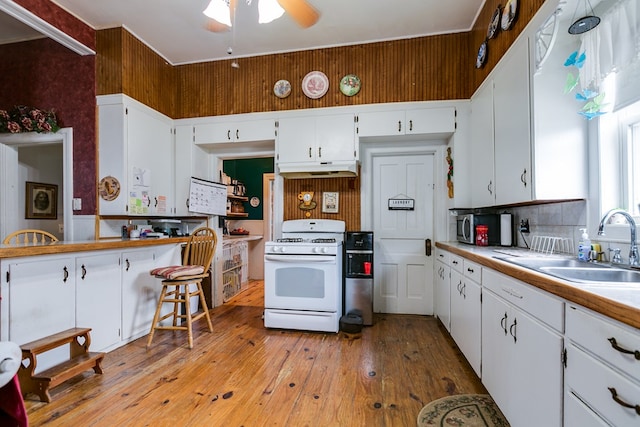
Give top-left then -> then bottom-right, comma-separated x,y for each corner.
277,0 -> 320,28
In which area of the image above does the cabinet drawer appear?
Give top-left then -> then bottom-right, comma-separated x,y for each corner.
565,389 -> 611,427
483,268 -> 563,332
450,254 -> 463,272
435,248 -> 450,264
566,344 -> 640,427
462,259 -> 481,283
567,305 -> 640,382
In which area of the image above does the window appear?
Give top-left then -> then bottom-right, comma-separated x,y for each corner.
620,106 -> 640,217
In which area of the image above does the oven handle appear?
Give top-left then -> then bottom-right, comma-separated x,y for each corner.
265,255 -> 336,263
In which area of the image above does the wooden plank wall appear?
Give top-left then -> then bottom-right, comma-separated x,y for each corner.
94,0 -> 545,230
282,175 -> 361,231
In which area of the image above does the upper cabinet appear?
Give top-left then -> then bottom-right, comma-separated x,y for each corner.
356,107 -> 456,138
98,94 -> 174,216
174,125 -> 211,216
276,113 -> 356,175
469,9 -> 588,209
194,118 -> 276,144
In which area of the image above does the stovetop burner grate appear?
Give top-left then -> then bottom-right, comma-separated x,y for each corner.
312,238 -> 337,243
277,238 -> 303,243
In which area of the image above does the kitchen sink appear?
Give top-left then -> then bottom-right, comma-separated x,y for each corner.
539,266 -> 640,283
495,255 -> 640,284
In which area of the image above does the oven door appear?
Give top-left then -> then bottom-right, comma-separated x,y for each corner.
264,254 -> 340,312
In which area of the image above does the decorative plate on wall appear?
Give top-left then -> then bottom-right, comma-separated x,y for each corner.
273,80 -> 291,98
501,0 -> 518,31
487,6 -> 502,39
302,71 -> 329,99
476,40 -> 488,69
99,175 -> 120,201
339,74 -> 361,96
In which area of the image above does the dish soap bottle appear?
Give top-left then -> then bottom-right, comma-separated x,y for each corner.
577,228 -> 591,261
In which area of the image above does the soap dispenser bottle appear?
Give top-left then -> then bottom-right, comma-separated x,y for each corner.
578,228 -> 591,261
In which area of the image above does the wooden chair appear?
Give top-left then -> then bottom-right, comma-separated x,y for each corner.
3,229 -> 59,245
147,227 -> 217,349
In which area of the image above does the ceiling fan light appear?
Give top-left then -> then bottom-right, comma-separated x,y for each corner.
258,0 -> 285,24
203,0 -> 232,27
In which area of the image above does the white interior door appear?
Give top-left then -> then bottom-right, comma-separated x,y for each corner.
372,153 -> 434,315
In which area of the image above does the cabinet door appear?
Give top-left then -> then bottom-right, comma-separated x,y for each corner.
470,81 -> 496,207
121,249 -> 159,340
493,40 -> 532,205
76,252 -> 122,351
174,125 -> 211,216
406,107 -> 456,135
8,256 -> 76,344
277,116 -> 316,164
316,114 -> 355,162
98,102 -> 128,215
194,122 -> 233,144
449,270 -> 481,376
434,259 -> 450,331
356,110 -> 405,137
483,289 -> 563,427
236,119 -> 276,142
127,103 -> 174,215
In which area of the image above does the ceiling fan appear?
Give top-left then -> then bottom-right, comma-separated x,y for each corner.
204,0 -> 320,32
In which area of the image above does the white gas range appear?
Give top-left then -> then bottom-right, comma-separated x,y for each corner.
264,219 -> 345,333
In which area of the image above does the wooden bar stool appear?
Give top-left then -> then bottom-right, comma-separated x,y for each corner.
148,227 -> 217,349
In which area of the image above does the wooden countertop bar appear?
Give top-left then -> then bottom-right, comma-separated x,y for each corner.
0,237 -> 190,259
436,242 -> 640,330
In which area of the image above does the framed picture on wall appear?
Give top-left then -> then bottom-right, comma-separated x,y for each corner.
25,181 -> 57,219
322,192 -> 339,213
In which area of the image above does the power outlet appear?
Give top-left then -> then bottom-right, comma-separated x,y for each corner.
519,219 -> 530,233
73,198 -> 82,210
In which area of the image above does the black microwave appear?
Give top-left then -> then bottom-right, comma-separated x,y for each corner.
456,213 -> 501,245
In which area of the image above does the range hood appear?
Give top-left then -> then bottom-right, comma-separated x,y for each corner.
278,161 -> 358,179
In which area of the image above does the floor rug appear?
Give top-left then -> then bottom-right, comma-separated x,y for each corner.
417,394 -> 510,427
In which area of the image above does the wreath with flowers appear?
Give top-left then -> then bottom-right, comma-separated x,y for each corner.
0,105 -> 60,134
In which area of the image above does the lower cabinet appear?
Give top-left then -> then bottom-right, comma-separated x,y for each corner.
434,249 -> 450,332
76,252 -> 122,352
565,305 -> 640,426
449,257 -> 481,376
121,249 -> 160,340
0,244 -> 181,356
482,288 -> 563,427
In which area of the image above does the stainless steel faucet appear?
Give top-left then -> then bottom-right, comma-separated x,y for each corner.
597,209 -> 639,266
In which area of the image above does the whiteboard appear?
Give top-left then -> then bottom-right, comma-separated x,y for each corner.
188,177 -> 226,216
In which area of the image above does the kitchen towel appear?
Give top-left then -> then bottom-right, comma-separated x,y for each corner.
500,214 -> 513,246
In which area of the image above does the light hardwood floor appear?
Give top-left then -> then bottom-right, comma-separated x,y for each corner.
25,281 -> 486,426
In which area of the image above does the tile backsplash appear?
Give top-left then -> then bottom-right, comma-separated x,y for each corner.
506,200 -> 587,250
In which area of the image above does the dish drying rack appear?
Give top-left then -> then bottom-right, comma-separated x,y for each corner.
529,235 -> 574,255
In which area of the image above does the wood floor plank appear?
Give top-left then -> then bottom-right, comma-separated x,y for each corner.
25,281 -> 486,426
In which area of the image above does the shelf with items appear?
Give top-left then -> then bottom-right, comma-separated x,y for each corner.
221,240 -> 248,302
227,194 -> 248,201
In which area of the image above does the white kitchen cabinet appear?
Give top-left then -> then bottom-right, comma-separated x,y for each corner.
449,257 -> 481,376
174,125 -> 211,216
565,305 -> 640,426
481,268 -> 564,427
98,94 -> 175,216
121,249 -> 161,340
194,118 -> 275,144
493,40 -> 532,206
276,114 -> 356,165
434,248 -> 451,332
470,80 -> 496,207
356,107 -> 456,137
5,256 -> 76,344
76,252 -> 122,352
3,255 -> 76,372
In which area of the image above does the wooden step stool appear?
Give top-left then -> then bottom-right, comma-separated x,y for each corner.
18,327 -> 105,403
